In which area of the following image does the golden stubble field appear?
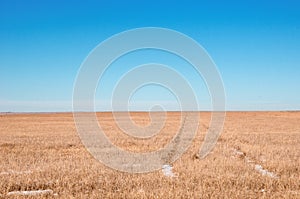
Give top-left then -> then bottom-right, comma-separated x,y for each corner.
0,112 -> 299,198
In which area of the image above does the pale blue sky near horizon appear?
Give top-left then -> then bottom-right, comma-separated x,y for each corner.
0,0 -> 300,112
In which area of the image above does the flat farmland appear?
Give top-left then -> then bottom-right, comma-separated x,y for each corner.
0,112 -> 299,198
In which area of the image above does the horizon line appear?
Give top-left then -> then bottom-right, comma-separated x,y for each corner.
1,110 -> 300,115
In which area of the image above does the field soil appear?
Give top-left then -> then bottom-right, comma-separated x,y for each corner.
0,112 -> 299,198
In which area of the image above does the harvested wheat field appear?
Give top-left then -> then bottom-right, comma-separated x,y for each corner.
0,112 -> 299,198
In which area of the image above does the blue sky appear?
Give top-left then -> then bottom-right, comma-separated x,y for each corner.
0,0 -> 299,111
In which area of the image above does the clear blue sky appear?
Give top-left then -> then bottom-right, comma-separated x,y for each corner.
0,0 -> 299,111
